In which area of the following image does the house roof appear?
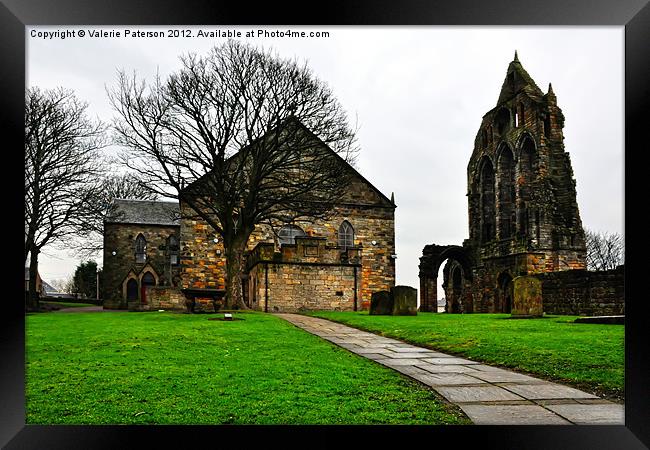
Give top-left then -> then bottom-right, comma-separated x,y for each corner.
105,199 -> 180,226
181,116 -> 395,209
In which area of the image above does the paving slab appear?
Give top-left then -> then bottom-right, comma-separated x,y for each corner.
384,346 -> 438,353
414,363 -> 483,374
545,403 -> 624,424
379,352 -> 441,359
375,358 -> 425,366
411,372 -> 487,387
436,385 -> 525,403
420,357 -> 481,365
468,371 -> 542,383
459,405 -> 572,425
502,383 -> 599,400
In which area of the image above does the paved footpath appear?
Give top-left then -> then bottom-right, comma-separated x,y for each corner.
276,313 -> 624,425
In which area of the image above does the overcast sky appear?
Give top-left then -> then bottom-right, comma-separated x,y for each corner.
27,26 -> 624,294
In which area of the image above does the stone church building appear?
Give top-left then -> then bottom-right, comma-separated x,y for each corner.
419,53 -> 623,316
103,123 -> 396,312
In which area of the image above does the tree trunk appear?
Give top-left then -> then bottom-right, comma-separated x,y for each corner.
27,249 -> 40,310
224,239 -> 249,310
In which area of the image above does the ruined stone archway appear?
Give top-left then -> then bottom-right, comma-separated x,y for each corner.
419,244 -> 473,312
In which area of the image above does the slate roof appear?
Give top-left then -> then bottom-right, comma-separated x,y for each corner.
105,199 -> 180,226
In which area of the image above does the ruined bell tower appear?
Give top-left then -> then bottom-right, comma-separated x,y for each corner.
464,51 -> 587,312
420,52 -> 587,314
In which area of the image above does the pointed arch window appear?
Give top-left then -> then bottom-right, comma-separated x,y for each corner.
168,235 -> 179,266
480,158 -> 496,242
497,146 -> 515,239
135,234 -> 147,264
338,221 -> 354,249
278,225 -> 306,246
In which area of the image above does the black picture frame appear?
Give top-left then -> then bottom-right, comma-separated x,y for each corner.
3,1 -> 648,448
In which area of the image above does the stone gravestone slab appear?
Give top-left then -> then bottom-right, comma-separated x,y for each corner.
512,276 -> 543,317
391,285 -> 418,316
370,290 -> 393,315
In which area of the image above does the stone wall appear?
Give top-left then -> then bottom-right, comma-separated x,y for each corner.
249,203 -> 395,308
535,266 -> 624,316
103,223 -> 180,309
179,180 -> 395,309
179,203 -> 227,291
141,286 -> 187,311
247,239 -> 361,313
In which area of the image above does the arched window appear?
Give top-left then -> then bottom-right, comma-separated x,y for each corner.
278,225 -> 306,246
168,235 -> 179,265
480,158 -> 496,242
135,234 -> 147,264
338,221 -> 354,249
494,108 -> 511,136
497,146 -> 515,239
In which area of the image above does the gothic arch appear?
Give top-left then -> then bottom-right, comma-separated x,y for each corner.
479,156 -> 496,242
494,107 -> 511,137
497,144 -> 516,239
418,244 -> 473,313
121,270 -> 139,301
138,264 -> 160,286
496,271 -> 514,313
338,220 -> 354,249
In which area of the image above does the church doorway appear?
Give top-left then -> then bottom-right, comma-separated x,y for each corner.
126,279 -> 138,301
141,272 -> 156,304
497,272 -> 513,313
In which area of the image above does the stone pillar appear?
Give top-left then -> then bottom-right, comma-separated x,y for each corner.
419,275 -> 437,312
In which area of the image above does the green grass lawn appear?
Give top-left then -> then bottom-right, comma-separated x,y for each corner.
307,312 -> 624,401
26,311 -> 470,425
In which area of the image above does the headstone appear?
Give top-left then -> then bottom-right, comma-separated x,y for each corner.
369,290 -> 393,315
391,285 -> 418,316
512,276 -> 543,317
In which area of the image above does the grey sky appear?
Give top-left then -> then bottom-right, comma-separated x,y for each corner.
27,26 -> 624,293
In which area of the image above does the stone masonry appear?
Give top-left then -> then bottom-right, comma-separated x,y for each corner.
246,237 -> 361,313
179,141 -> 395,312
102,200 -> 180,309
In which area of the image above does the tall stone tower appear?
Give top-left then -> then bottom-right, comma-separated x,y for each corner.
463,51 -> 586,312
419,52 -> 587,314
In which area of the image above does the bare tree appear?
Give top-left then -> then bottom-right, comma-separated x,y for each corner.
109,40 -> 358,309
75,172 -> 159,257
584,229 -> 624,271
49,277 -> 71,293
25,87 -> 106,309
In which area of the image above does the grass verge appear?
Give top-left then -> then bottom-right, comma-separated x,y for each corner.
306,311 -> 624,402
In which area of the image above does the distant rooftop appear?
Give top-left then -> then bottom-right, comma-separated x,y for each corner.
105,199 -> 180,226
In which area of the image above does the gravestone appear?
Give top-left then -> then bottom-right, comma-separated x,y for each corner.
369,290 -> 393,315
391,285 -> 418,315
512,276 -> 543,317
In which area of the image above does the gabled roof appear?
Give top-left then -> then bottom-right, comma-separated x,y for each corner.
290,118 -> 395,208
181,116 -> 395,209
496,51 -> 545,106
105,199 -> 180,226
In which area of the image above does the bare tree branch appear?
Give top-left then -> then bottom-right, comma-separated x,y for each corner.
584,229 -> 624,271
108,40 -> 359,308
